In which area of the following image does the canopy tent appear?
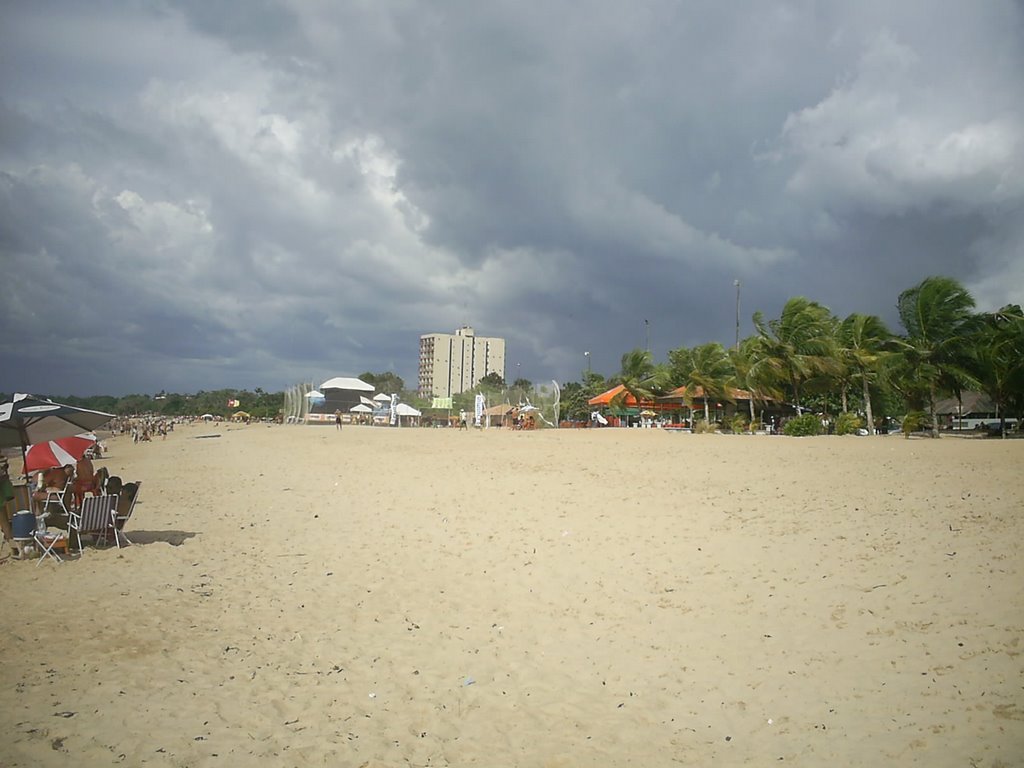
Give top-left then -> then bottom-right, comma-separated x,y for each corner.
373,393 -> 392,402
587,384 -> 673,411
232,411 -> 251,421
394,403 -> 421,417
350,404 -> 373,413
305,390 -> 325,399
587,384 -> 637,408
316,377 -> 375,415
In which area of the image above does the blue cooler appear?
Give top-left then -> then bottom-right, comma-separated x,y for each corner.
12,510 -> 36,540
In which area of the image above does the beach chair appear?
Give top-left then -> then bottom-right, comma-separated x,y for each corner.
70,494 -> 119,552
41,477 -> 73,520
112,481 -> 140,547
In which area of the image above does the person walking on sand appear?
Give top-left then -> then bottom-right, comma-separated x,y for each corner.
335,410 -> 342,430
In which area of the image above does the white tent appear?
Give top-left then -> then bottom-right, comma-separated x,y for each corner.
395,403 -> 421,417
321,377 -> 374,392
373,393 -> 392,402
305,390 -> 325,398
350,403 -> 373,413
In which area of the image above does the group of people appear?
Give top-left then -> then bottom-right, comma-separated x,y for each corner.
33,454 -> 106,514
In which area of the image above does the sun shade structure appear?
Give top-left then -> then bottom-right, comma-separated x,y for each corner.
24,434 -> 97,473
0,394 -> 114,478
587,384 -> 640,407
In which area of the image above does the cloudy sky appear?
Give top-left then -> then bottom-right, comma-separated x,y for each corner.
2,1 -> 1022,397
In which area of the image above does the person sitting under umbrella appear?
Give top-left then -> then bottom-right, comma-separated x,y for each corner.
73,455 -> 100,507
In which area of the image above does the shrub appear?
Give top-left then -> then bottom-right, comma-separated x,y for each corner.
783,413 -> 823,437
729,413 -> 749,433
694,419 -> 718,434
902,411 -> 928,437
835,412 -> 864,435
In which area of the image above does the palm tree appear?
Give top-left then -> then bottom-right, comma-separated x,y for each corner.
749,297 -> 837,413
730,336 -> 767,426
895,276 -> 980,438
839,313 -> 894,435
611,348 -> 667,413
678,342 -> 735,422
972,304 -> 1024,437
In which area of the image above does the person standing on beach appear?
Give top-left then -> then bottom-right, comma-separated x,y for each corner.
335,411 -> 342,430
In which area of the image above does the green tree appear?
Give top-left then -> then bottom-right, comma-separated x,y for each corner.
610,348 -> 668,411
479,372 -> 505,388
973,304 -> 1024,436
359,371 -> 405,394
749,297 -> 837,412
673,343 -> 734,422
895,276 -> 980,438
839,313 -> 894,435
729,336 -> 767,426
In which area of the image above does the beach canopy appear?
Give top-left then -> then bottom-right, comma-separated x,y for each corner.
24,433 -> 97,473
305,390 -> 325,399
350,403 -> 373,413
395,403 -> 421,417
373,393 -> 392,402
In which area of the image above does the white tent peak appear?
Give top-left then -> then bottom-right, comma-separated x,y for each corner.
320,377 -> 374,391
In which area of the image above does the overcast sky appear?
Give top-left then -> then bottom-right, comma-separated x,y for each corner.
2,1 -> 1022,397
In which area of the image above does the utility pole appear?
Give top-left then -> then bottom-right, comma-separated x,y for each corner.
584,350 -> 591,376
644,319 -> 650,352
734,279 -> 741,350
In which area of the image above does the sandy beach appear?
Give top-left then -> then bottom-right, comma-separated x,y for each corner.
1,424 -> 1021,767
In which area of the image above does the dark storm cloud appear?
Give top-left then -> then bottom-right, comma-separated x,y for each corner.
1,1 -> 1021,395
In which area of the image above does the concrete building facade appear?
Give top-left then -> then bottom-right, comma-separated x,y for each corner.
418,326 -> 506,399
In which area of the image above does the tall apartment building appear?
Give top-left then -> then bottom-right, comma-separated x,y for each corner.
418,326 -> 506,399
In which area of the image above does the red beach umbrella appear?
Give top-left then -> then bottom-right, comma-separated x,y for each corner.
24,434 -> 97,473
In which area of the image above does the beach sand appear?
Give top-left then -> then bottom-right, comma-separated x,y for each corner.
1,424 -> 1021,767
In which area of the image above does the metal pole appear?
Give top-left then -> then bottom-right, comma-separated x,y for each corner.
585,351 -> 591,375
733,279 -> 741,350
644,319 -> 649,351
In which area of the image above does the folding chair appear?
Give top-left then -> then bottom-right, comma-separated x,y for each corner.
112,481 -> 140,547
69,494 -> 119,553
41,477 -> 73,520
33,528 -> 69,566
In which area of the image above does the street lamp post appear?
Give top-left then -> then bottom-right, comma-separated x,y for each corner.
644,319 -> 650,351
733,280 -> 741,352
584,350 -> 591,376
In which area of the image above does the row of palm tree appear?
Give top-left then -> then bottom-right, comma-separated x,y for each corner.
592,276 -> 1022,437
